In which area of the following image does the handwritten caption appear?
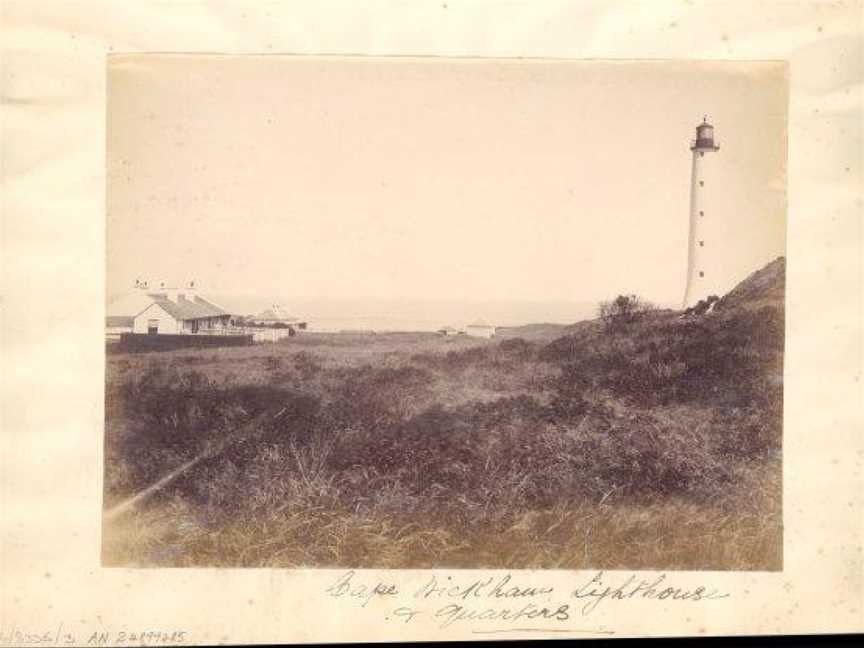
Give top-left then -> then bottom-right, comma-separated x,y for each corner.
325,570 -> 730,631
1,571 -> 731,643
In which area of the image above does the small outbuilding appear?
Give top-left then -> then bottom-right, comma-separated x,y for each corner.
248,304 -> 307,330
464,319 -> 496,338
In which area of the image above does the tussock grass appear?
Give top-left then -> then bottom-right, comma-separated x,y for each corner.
103,262 -> 784,569
103,461 -> 780,570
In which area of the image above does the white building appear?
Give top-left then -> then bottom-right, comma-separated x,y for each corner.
464,319 -> 496,338
245,304 -> 307,343
248,304 -> 307,330
106,282 -> 232,336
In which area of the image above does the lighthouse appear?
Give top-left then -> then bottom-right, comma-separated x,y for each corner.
683,117 -> 722,308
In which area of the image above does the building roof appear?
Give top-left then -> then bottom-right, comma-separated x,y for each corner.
106,291 -> 156,318
466,319 -> 494,328
145,294 -> 230,321
106,316 -> 134,328
252,304 -> 302,322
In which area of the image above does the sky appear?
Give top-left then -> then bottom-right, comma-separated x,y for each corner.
107,56 -> 786,306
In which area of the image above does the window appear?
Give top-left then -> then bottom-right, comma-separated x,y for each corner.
700,151 -> 704,157
700,210 -> 704,216
699,180 -> 704,187
147,319 -> 159,335
699,240 -> 705,247
699,271 -> 705,278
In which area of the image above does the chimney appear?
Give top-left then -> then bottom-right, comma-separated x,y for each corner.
152,280 -> 179,302
179,280 -> 197,303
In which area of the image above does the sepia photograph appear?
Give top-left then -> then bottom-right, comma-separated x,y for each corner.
102,55 -> 787,571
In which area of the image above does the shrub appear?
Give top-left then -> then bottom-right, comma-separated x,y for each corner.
498,337 -> 533,356
104,367 -> 321,498
598,294 -> 652,332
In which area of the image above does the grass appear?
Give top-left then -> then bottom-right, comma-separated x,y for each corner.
102,261 -> 784,570
103,489 -> 781,569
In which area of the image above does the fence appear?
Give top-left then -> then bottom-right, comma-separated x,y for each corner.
192,326 -> 296,343
115,332 -> 254,353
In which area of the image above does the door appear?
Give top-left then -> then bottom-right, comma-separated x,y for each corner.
147,319 -> 159,335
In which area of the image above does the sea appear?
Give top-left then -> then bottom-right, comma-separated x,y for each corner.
211,296 -> 599,333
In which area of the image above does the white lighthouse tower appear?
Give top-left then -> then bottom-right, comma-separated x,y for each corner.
683,117 -> 722,308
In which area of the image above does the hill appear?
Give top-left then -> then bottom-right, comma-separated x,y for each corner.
717,256 -> 786,312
